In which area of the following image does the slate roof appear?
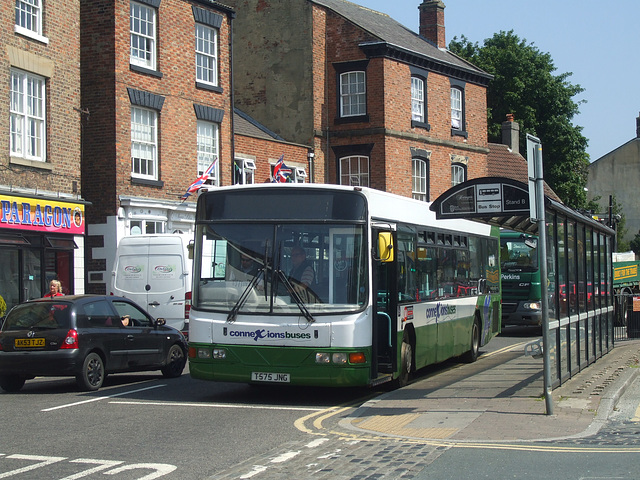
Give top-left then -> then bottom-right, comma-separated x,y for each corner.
311,0 -> 492,85
234,108 -> 286,141
487,142 -> 562,202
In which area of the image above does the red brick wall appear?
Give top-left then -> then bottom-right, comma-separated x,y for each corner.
81,0 -> 234,224
319,6 -> 489,201
0,0 -> 81,194
234,136 -> 310,184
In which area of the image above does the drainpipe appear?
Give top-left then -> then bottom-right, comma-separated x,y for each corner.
307,150 -> 315,183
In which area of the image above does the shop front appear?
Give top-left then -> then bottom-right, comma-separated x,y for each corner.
0,191 -> 87,316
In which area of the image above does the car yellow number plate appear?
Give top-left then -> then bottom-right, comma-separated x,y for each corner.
15,338 -> 46,348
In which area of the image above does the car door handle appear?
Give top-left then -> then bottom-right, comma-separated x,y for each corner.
149,301 -> 160,306
126,335 -> 135,341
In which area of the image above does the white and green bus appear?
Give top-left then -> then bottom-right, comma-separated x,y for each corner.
188,184 -> 501,388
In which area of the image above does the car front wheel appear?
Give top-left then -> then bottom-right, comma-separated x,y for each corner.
0,374 -> 26,393
161,344 -> 186,378
76,352 -> 105,391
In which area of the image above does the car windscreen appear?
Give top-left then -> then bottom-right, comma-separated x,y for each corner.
2,302 -> 72,330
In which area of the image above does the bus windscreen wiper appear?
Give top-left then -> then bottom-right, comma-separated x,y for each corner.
227,270 -> 265,323
276,270 -> 315,324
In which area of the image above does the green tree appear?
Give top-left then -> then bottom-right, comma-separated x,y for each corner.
630,231 -> 640,257
449,31 -> 590,209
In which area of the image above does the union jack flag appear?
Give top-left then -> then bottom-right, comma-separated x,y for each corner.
272,155 -> 292,183
181,160 -> 217,200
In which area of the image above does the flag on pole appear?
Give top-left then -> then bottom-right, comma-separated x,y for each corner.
181,160 -> 217,200
272,155 -> 292,183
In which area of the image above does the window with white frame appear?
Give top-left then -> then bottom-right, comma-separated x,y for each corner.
195,24 -> 218,86
15,0 -> 43,38
130,1 -> 156,70
451,87 -> 463,130
10,69 -> 46,162
269,163 -> 306,183
292,167 -> 307,183
234,159 -> 256,185
131,106 -> 158,180
130,219 -> 165,235
412,158 -> 428,201
411,77 -> 425,123
451,163 -> 466,186
340,156 -> 369,187
197,120 -> 219,186
340,71 -> 366,117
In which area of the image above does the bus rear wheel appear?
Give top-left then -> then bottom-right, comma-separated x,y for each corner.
463,318 -> 480,363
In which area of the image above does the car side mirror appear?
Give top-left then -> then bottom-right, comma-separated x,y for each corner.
156,318 -> 166,326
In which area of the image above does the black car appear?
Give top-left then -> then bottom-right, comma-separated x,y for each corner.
0,295 -> 188,392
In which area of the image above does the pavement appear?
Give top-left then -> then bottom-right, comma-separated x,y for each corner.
340,339 -> 640,443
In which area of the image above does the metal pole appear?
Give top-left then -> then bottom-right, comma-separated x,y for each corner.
534,144 -> 553,415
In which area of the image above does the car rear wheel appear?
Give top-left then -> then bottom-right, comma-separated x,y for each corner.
76,352 -> 105,391
0,374 -> 26,393
161,344 -> 186,378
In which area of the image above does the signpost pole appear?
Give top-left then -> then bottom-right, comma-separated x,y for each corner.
528,136 -> 553,415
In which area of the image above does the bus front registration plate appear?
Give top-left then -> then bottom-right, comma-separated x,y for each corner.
251,372 -> 290,383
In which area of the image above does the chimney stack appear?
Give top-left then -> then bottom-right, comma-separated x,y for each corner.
501,114 -> 520,155
636,112 -> 640,138
419,1 -> 446,49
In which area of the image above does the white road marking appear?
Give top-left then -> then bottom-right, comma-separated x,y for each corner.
0,456 -> 177,479
41,385 -> 166,412
239,465 -> 268,479
110,400 -> 324,411
238,434 -> 329,478
270,451 -> 300,463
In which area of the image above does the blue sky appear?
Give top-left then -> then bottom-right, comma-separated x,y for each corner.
357,0 -> 640,162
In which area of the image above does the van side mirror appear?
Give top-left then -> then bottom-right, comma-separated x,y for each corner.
377,232 -> 394,263
187,241 -> 194,260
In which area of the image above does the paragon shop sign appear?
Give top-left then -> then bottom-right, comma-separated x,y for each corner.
0,194 -> 85,235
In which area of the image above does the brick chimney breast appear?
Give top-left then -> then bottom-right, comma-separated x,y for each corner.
419,0 -> 446,49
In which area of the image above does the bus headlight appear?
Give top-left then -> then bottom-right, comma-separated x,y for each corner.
315,352 -> 330,364
332,353 -> 347,364
197,348 -> 211,359
524,302 -> 541,311
212,348 -> 227,359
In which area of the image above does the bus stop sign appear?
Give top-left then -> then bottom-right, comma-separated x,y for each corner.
430,177 -> 530,220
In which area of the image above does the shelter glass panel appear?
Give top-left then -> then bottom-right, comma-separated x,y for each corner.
546,212 -> 557,322
557,216 -> 567,319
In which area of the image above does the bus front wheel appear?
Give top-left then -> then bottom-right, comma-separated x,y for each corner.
396,337 -> 413,388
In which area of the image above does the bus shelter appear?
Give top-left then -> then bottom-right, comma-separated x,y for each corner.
430,177 -> 616,388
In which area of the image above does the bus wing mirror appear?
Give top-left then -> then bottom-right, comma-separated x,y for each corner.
377,232 -> 394,262
187,241 -> 194,260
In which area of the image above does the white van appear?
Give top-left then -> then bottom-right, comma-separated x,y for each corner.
111,234 -> 193,333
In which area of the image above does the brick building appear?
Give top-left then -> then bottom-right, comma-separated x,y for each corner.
0,1 -> 86,311
80,0 -> 236,294
234,108 -> 312,184
225,0 -> 492,200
